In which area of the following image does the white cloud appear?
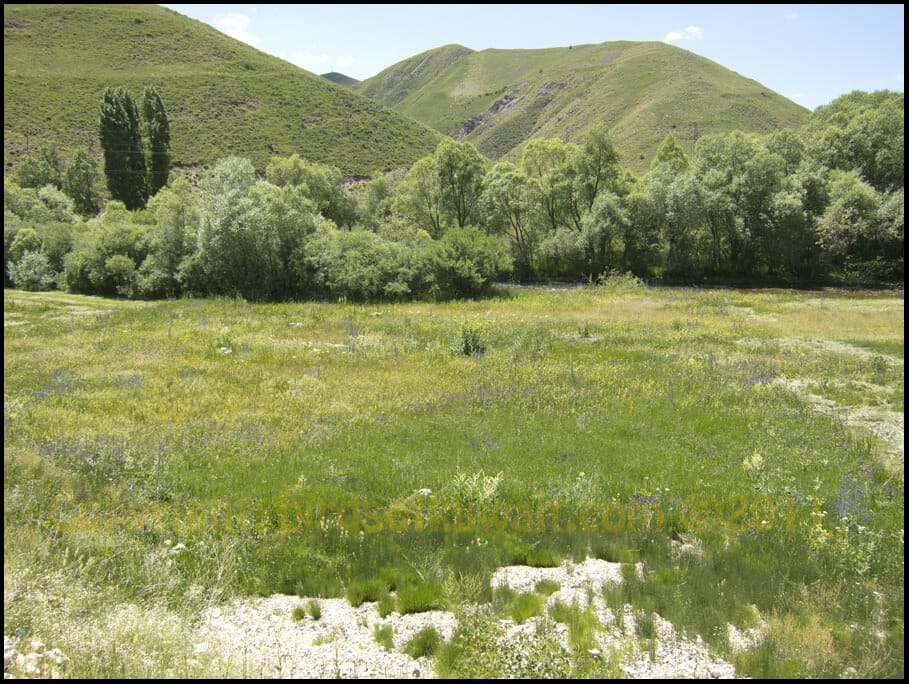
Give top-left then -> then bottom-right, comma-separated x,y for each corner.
291,51 -> 330,69
664,26 -> 703,42
213,13 -> 260,47
338,56 -> 355,66
787,10 -> 799,19
790,93 -> 803,101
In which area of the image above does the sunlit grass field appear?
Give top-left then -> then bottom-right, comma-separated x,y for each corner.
4,285 -> 904,677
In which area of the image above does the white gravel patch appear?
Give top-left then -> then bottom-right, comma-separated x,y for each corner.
492,559 -> 737,679
4,636 -> 69,679
490,557 -> 627,598
197,595 -> 456,678
195,558 -> 744,678
737,336 -> 903,366
621,624 -> 737,679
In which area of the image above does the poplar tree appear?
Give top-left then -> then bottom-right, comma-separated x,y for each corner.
142,86 -> 171,196
99,87 -> 147,209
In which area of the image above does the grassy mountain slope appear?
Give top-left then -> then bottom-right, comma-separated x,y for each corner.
3,4 -> 441,176
321,72 -> 360,88
356,41 -> 810,172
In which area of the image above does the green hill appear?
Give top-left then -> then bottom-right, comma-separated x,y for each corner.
321,72 -> 360,88
3,4 -> 441,176
356,41 -> 810,172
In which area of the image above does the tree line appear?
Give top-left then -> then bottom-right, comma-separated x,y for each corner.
4,89 -> 903,300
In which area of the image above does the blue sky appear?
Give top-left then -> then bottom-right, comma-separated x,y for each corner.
163,4 -> 904,111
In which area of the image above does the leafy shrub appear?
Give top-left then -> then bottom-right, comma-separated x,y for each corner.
301,227 -> 430,301
431,226 -> 512,299
457,323 -> 486,357
8,227 -> 42,264
8,251 -> 56,291
61,204 -> 148,296
105,254 -> 138,297
37,185 -> 77,224
12,148 -> 61,190
5,179 -> 77,225
597,269 -> 645,292
34,222 -> 76,274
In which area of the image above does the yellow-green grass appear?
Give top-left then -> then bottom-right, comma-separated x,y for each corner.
4,286 -> 903,677
3,4 -> 441,176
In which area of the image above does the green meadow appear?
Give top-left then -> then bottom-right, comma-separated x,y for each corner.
3,285 -> 904,677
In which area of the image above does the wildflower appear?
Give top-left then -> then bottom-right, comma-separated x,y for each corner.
833,474 -> 870,527
744,452 -> 764,471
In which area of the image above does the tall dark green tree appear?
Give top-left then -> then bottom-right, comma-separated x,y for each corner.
142,86 -> 171,197
100,87 -> 147,210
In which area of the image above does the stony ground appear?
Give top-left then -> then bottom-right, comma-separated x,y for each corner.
192,558 -> 740,678
4,636 -> 69,679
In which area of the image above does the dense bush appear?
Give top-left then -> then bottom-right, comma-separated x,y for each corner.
430,226 -> 512,299
62,202 -> 148,297
8,251 -> 56,291
301,227 -> 431,302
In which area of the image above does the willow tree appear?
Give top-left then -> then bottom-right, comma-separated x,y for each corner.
435,138 -> 486,229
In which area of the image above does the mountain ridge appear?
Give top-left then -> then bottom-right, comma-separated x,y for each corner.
355,40 -> 810,171
321,72 -> 360,88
